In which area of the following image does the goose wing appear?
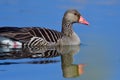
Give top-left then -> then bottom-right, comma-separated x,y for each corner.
0,27 -> 33,43
0,27 -> 63,43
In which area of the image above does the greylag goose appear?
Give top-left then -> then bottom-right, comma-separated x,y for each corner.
0,9 -> 89,47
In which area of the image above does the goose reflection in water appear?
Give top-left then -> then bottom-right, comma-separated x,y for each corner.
0,45 -> 86,78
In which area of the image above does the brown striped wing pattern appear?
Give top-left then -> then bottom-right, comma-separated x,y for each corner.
0,27 -> 63,44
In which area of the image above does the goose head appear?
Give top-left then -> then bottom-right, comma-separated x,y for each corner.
63,9 -> 89,25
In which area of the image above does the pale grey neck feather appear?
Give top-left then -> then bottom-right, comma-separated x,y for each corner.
62,20 -> 73,37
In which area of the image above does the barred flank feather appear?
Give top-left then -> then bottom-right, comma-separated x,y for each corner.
0,27 -> 63,46
28,27 -> 63,42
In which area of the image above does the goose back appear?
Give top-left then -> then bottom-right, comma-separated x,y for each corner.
0,27 -> 63,43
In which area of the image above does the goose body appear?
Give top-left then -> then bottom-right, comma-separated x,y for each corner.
0,9 -> 89,47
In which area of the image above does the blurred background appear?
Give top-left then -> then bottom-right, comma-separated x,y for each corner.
0,0 -> 120,80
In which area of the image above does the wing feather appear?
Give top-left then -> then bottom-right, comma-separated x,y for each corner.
0,27 -> 63,43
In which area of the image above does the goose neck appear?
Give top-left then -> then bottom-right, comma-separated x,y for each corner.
62,20 -> 73,37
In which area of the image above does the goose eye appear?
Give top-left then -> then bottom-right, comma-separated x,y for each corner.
74,13 -> 77,16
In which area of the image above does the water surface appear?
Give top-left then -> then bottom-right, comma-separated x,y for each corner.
0,0 -> 120,80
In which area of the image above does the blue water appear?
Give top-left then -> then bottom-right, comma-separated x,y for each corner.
0,0 -> 120,80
